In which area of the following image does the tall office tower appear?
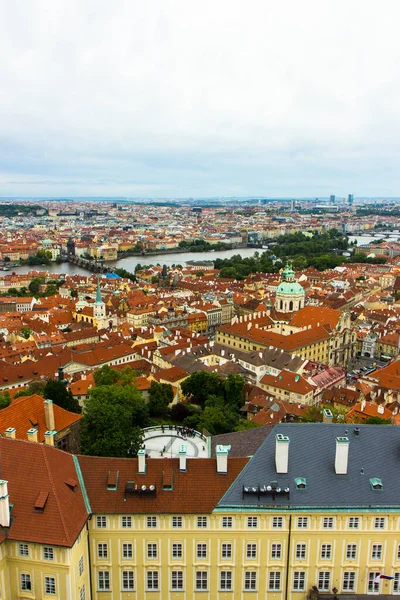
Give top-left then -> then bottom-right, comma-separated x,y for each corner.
330,194 -> 336,203
290,199 -> 295,211
348,193 -> 354,205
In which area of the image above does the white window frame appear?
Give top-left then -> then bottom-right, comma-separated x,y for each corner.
79,555 -> 84,576
122,570 -> 134,591
147,516 -> 157,528
368,572 -> 380,594
172,543 -> 183,559
247,516 -> 258,528
96,515 -> 107,528
318,571 -> 330,591
98,571 -> 110,591
20,573 -> 32,591
97,543 -> 108,559
272,516 -> 283,529
79,584 -> 85,600
371,544 -> 382,560
269,571 -> 281,591
19,543 -> 29,557
393,573 -> 400,594
147,543 -> 157,559
296,543 -> 306,559
247,543 -> 257,559
244,571 -> 257,591
374,517 -> 385,529
222,516 -> 233,528
348,516 -> 359,529
45,576 -> 56,595
122,543 -> 133,559
222,543 -> 232,559
196,571 -> 208,591
323,517 -> 334,529
43,546 -> 54,561
172,516 -> 183,528
346,544 -> 357,560
343,571 -> 356,591
197,516 -> 208,528
147,571 -> 159,591
121,516 -> 132,528
297,517 -> 308,529
321,544 -> 332,559
293,571 -> 306,591
171,570 -> 184,591
197,543 -> 207,559
271,543 -> 282,559
220,570 -> 232,591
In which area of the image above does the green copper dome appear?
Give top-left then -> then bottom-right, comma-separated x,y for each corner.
276,281 -> 304,295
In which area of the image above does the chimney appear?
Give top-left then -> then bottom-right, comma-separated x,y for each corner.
216,445 -> 229,474
275,433 -> 290,474
179,444 -> 187,472
44,431 -> 56,446
322,408 -> 333,423
377,404 -> 385,415
361,399 -> 366,412
5,428 -> 16,439
44,400 -> 55,431
138,449 -> 146,474
0,480 -> 10,527
27,428 -> 38,442
335,437 -> 349,475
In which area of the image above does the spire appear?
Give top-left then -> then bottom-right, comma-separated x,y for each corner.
95,276 -> 102,304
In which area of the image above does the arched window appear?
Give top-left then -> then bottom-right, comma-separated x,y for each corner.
280,300 -> 283,310
289,300 -> 293,311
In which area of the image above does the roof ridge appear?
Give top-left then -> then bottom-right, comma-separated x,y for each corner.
41,445 -> 71,546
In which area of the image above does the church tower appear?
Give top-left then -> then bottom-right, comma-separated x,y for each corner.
275,263 -> 305,313
93,276 -> 106,321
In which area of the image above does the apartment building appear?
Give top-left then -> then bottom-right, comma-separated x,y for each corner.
0,424 -> 399,599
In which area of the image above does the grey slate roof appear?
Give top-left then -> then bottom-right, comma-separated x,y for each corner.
218,423 -> 400,510
211,425 -> 274,458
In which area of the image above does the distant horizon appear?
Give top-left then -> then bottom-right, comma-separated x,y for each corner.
1,196 -> 400,202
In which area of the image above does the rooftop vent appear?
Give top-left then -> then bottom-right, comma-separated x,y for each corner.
243,481 -> 290,501
34,490 -> 49,512
107,471 -> 119,491
295,477 -> 307,490
369,477 -> 383,490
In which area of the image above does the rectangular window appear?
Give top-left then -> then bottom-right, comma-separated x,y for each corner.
398,545 -> 400,560
21,574 -> 32,591
147,571 -> 159,591
293,572 -> 306,590
247,543 -> 257,559
245,571 -> 257,591
19,543 -> 29,557
368,572 -> 380,593
296,544 -> 306,559
122,543 -> 133,559
171,570 -> 183,590
197,543 -> 207,559
269,572 -> 281,591
272,543 -> 282,559
122,516 -> 132,528
79,556 -> 84,576
147,543 -> 157,559
247,516 -> 258,528
318,572 -> 330,591
343,572 -> 355,591
297,517 -> 308,528
147,516 -> 157,528
172,516 -> 183,528
321,544 -> 332,559
222,543 -> 232,559
394,573 -> 400,593
172,543 -> 183,558
197,516 -> 208,528
272,516 -> 283,528
122,571 -> 134,591
98,571 -> 110,591
346,544 -> 357,560
323,517 -> 334,529
348,517 -> 359,529
222,516 -> 233,528
96,516 -> 107,528
196,571 -> 208,591
97,543 -> 108,559
45,576 -> 56,595
220,571 -> 232,590
80,584 -> 85,600
374,517 -> 385,529
43,547 -> 54,561
371,544 -> 382,560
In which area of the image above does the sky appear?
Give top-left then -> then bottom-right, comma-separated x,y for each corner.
0,0 -> 400,198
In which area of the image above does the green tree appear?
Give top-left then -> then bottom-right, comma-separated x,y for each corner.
80,383 -> 148,457
28,277 -> 43,295
363,416 -> 392,425
0,391 -> 11,409
181,372 -> 224,407
223,374 -> 245,410
14,380 -> 47,398
71,289 -> 78,298
44,379 -> 81,413
19,327 -> 32,339
148,381 -> 173,417
93,365 -> 119,386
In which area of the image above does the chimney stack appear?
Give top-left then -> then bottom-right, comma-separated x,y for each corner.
44,431 -> 56,446
322,408 -> 333,423
138,449 -> 146,474
179,444 -> 187,472
335,437 -> 349,475
0,480 -> 10,527
275,433 -> 290,474
27,428 -> 38,443
5,428 -> 16,439
216,445 -> 229,474
44,400 -> 55,431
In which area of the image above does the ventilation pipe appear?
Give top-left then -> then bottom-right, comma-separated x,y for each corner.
335,437 -> 349,475
275,433 -> 290,474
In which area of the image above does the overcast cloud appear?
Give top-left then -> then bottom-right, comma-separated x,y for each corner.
0,0 -> 399,198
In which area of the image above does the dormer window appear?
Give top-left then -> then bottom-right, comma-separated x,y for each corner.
295,477 -> 307,490
369,477 -> 383,490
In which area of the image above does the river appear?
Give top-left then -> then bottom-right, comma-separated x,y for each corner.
10,247 -> 261,277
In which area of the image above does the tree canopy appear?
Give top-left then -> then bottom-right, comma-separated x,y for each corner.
44,379 -> 81,414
